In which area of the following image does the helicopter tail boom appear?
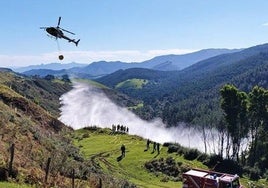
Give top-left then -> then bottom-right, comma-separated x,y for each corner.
68,39 -> 80,46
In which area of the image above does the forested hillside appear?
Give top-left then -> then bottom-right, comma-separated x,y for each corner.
96,43 -> 268,125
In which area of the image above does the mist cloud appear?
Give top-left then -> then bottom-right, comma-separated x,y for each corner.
59,82 -> 217,152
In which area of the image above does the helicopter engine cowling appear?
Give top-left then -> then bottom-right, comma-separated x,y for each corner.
46,27 -> 63,38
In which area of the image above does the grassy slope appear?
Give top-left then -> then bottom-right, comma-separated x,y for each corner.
116,79 -> 148,89
74,128 -> 268,188
74,128 -> 207,188
0,71 -> 72,117
0,71 -> 75,187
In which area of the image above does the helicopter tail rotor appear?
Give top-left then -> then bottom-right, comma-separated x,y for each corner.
75,39 -> 80,46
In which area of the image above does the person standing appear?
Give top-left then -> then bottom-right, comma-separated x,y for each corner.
152,142 -> 156,153
121,144 -> 126,157
157,143 -> 160,154
146,139 -> 150,150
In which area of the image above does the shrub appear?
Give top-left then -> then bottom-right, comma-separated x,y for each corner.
203,154 -> 223,168
184,149 -> 201,161
196,153 -> 209,162
243,166 -> 261,181
213,159 -> 243,176
167,144 -> 179,153
82,133 -> 90,139
167,143 -> 187,155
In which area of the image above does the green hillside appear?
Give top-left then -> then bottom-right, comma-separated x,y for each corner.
73,127 -> 268,188
0,71 -> 80,187
0,70 -> 72,117
116,79 -> 148,89
74,127 -> 203,188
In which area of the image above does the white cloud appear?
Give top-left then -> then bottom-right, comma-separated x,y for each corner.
262,22 -> 268,26
0,48 -> 198,68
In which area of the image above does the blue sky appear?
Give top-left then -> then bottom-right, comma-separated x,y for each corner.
1,0 -> 268,67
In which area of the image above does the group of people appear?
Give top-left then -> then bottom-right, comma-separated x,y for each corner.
119,139 -> 161,159
111,124 -> 129,133
110,126 -> 161,160
146,139 -> 161,154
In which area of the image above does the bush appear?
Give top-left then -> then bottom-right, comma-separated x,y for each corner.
144,157 -> 185,180
163,142 -> 172,147
82,133 -> 90,139
167,143 -> 187,155
167,144 -> 179,153
184,149 -> 201,161
243,166 -> 261,181
214,159 -> 243,176
196,153 -> 209,162
203,154 -> 223,168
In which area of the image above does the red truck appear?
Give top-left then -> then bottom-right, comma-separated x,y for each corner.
182,168 -> 243,188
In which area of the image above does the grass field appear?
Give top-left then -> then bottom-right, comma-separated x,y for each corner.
116,79 -> 148,89
74,127 -> 207,188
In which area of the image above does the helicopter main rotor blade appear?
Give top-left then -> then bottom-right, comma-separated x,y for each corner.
57,16 -> 61,27
40,27 -> 48,29
60,27 -> 75,35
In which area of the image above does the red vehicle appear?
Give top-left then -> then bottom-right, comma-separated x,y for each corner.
182,168 -> 243,188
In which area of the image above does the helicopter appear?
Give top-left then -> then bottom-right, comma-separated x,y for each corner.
40,17 -> 80,46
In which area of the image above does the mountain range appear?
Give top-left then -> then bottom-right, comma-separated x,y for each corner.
12,62 -> 85,73
14,48 -> 240,77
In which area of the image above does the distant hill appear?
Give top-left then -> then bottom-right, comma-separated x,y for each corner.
12,62 -> 86,73
71,48 -> 241,75
19,48 -> 240,77
22,68 -> 69,77
69,61 -> 135,77
141,48 -> 241,70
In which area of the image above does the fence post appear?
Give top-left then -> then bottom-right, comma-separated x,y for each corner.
8,143 -> 15,177
72,169 -> 75,188
44,157 -> 51,184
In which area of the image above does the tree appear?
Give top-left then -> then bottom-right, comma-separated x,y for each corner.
44,74 -> 55,81
61,74 -> 71,83
247,86 -> 268,166
220,84 -> 249,161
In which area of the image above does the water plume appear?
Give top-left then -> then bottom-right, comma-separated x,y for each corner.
59,82 -> 217,152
